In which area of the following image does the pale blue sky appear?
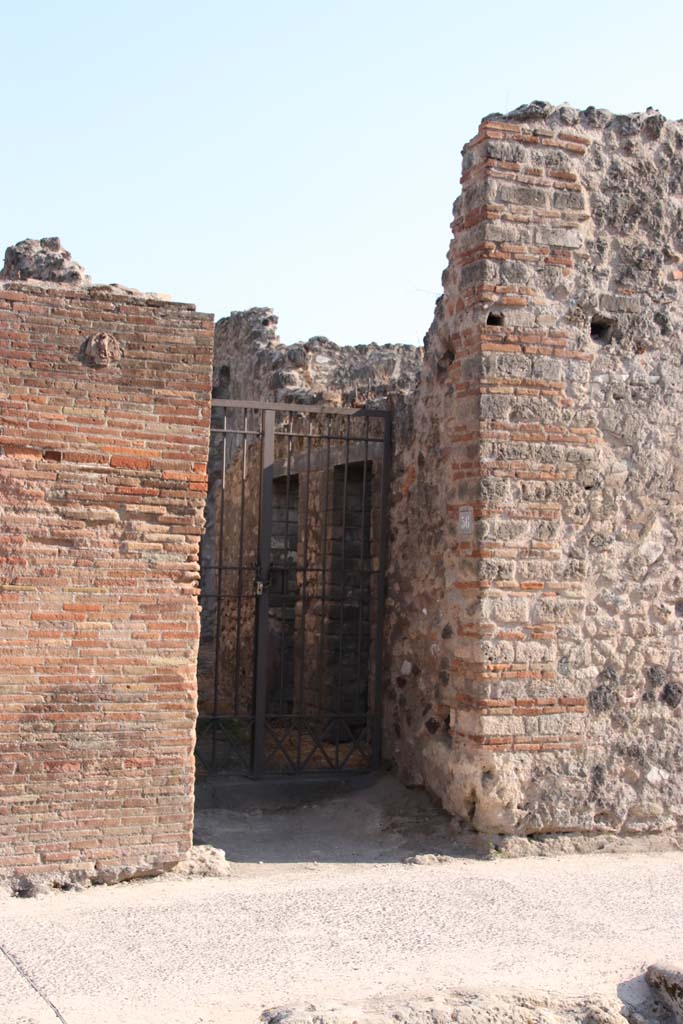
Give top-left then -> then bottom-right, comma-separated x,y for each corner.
2,1 -> 682,345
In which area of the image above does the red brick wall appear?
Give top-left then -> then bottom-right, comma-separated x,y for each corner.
0,281 -> 213,881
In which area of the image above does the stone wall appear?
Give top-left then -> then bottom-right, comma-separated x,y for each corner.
0,277 -> 213,881
386,102 -> 683,837
212,308 -> 421,407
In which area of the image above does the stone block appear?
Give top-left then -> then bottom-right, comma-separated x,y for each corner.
646,963 -> 683,1023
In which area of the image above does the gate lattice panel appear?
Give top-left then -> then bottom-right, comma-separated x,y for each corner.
195,400 -> 391,775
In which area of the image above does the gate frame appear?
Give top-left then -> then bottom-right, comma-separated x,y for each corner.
199,398 -> 393,777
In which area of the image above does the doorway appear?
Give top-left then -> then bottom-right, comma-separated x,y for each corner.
195,400 -> 391,776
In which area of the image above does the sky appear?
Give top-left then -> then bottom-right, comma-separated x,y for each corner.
2,1 -> 682,346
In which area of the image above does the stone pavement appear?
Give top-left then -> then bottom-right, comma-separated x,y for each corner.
1,777 -> 682,1024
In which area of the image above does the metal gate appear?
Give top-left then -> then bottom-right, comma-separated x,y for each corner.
195,399 -> 391,776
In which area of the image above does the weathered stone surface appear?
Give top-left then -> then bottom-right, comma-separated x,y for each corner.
212,307 -> 421,406
172,844 -> 231,878
81,331 -> 123,367
647,965 -> 683,1024
1,236 -> 91,285
261,992 -> 628,1024
385,102 -> 683,837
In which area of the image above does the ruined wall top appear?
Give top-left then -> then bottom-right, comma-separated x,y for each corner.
481,99 -> 681,132
1,237 -> 180,306
214,306 -> 422,407
421,100 -> 683,372
2,237 -> 92,285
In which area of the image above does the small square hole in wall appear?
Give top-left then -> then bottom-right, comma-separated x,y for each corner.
590,315 -> 614,343
486,311 -> 504,327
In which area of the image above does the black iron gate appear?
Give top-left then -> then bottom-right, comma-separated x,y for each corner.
195,399 -> 391,776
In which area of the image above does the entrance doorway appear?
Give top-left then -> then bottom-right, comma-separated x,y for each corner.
196,400 -> 391,776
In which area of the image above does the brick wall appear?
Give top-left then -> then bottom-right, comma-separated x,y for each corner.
386,103 -> 683,837
0,281 -> 213,881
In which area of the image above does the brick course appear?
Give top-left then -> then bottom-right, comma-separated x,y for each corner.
0,281 -> 213,881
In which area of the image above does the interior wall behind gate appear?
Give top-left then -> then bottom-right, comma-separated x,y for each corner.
0,280 -> 213,882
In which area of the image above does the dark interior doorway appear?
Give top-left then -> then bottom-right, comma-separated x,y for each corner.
195,400 -> 391,776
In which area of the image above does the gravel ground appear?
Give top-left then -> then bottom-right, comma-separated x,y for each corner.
1,775 -> 682,1024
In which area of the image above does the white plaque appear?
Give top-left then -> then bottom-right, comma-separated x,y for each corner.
458,505 -> 474,537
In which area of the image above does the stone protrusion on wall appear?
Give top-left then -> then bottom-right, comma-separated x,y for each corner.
387,102 -> 683,837
0,278 -> 214,882
1,237 -> 92,286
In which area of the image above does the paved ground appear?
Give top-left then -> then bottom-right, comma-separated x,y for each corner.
2,775 -> 682,1024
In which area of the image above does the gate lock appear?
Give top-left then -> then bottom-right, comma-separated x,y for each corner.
255,566 -> 272,597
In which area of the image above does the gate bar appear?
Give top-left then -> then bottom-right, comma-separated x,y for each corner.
212,398 -> 389,418
252,408 -> 275,776
372,415 -> 392,770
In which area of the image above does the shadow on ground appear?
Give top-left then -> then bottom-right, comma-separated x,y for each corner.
193,770 -> 485,865
618,974 -> 677,1024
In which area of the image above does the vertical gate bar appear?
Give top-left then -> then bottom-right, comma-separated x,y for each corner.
210,409 -> 229,771
335,416 -> 351,768
278,413 -> 294,717
296,417 -> 313,769
233,408 -> 248,717
371,416 -> 392,770
252,407 -> 264,768
317,414 -> 332,747
252,408 -> 275,777
355,415 -> 370,721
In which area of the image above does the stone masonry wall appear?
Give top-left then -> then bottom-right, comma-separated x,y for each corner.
0,278 -> 213,881
212,308 -> 421,408
387,103 -> 683,837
